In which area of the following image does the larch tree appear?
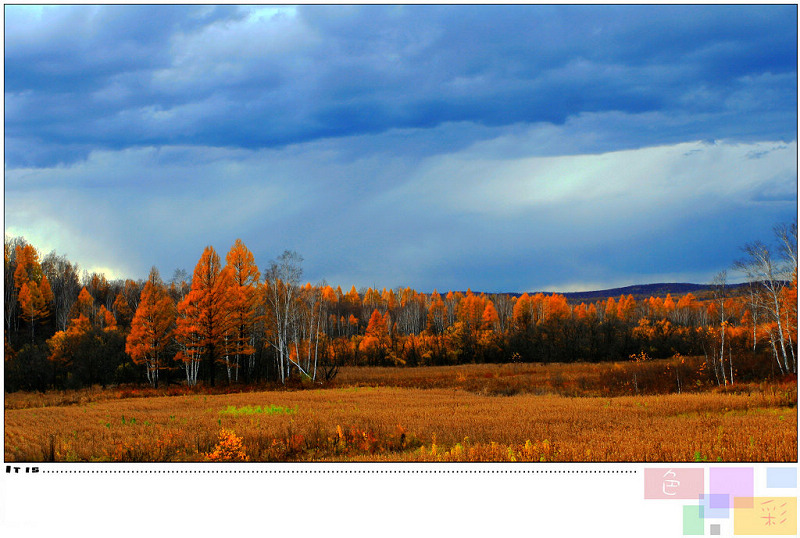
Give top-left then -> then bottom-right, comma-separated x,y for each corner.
360,308 -> 390,364
174,291 -> 203,386
14,244 -> 53,342
224,239 -> 260,383
126,268 -> 176,388
47,312 -> 92,372
97,305 -> 117,331
481,301 -> 500,332
176,246 -> 234,386
426,290 -> 447,335
512,293 -> 532,331
456,291 -> 485,333
112,292 -> 134,329
72,287 -> 96,321
18,277 -> 52,343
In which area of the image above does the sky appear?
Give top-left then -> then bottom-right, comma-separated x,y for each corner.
4,4 -> 798,293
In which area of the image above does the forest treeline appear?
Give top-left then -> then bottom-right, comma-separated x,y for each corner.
4,224 -> 797,392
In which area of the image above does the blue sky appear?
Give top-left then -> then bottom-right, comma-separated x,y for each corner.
4,4 -> 798,292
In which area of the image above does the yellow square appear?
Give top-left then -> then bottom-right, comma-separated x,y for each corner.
734,497 -> 797,535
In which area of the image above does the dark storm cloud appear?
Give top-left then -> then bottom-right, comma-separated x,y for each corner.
5,5 -> 240,92
5,4 -> 796,167
5,5 -> 797,292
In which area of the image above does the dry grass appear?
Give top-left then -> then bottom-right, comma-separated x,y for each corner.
6,357 -> 793,409
333,359 -> 796,401
5,371 -> 796,462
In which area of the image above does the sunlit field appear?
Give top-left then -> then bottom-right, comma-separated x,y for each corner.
5,361 -> 796,462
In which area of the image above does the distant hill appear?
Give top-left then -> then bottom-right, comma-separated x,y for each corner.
448,282 -> 763,303
552,282 -> 753,304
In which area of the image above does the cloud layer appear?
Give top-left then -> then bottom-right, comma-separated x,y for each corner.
4,5 -> 797,291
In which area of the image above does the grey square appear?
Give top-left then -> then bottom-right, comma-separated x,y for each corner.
710,523 -> 721,535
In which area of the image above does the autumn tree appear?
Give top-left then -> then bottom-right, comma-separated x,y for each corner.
14,244 -> 53,343
175,247 -> 234,386
126,268 -> 176,388
18,279 -> 52,344
71,287 -> 95,321
675,293 -> 699,327
174,291 -> 203,386
457,290 -> 485,332
360,308 -> 390,364
426,290 -> 447,334
48,314 -> 90,376
47,285 -> 125,389
112,292 -> 134,329
224,239 -> 260,383
97,305 -> 117,330
482,301 -> 500,331
85,272 -> 111,310
512,293 -> 532,331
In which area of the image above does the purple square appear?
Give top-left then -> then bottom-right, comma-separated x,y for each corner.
709,493 -> 730,510
700,493 -> 730,518
710,467 -> 754,508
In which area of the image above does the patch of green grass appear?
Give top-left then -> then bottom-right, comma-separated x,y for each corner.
219,404 -> 297,417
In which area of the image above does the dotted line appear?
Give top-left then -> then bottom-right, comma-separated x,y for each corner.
41,469 -> 638,475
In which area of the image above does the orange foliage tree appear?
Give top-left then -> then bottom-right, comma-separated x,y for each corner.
14,244 -> 53,343
126,268 -> 176,388
360,308 -> 391,364
224,239 -> 260,382
176,246 -> 234,386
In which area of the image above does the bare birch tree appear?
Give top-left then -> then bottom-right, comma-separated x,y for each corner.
735,240 -> 792,374
263,251 -> 305,383
711,271 -> 729,385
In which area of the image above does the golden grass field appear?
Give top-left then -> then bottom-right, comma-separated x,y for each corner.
4,361 -> 797,462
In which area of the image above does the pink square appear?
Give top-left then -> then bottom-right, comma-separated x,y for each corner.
645,468 -> 705,499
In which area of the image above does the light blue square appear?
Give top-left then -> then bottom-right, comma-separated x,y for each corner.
767,467 -> 797,488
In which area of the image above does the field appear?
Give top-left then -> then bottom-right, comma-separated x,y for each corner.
4,360 -> 797,462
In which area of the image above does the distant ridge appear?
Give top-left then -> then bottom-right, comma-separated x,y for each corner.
438,282 -> 760,302
552,282 -> 752,303
559,283 -> 707,301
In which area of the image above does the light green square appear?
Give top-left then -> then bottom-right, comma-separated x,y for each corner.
683,505 -> 704,535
